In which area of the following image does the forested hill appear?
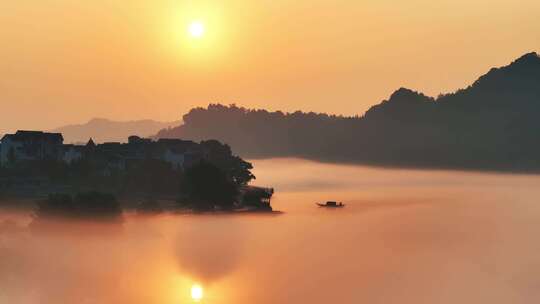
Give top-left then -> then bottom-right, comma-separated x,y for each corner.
155,52 -> 540,172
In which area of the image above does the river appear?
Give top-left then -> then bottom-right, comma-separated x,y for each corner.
1,158 -> 540,303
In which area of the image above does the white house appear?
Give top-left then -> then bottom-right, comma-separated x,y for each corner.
0,131 -> 64,165
62,145 -> 84,164
162,148 -> 185,169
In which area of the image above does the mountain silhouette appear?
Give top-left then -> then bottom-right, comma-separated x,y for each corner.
156,52 -> 540,172
53,118 -> 180,144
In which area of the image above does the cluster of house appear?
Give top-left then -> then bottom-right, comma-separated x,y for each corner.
0,130 -> 204,170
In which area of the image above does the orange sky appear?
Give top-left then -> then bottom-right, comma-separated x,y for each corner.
0,0 -> 538,133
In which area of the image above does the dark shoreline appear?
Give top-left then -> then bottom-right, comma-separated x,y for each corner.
0,197 -> 280,215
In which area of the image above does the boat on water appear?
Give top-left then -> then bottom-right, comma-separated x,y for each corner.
316,201 -> 345,208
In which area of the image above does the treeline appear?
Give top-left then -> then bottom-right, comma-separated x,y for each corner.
156,52 -> 540,172
157,104 -> 358,159
36,192 -> 122,220
0,140 -> 256,205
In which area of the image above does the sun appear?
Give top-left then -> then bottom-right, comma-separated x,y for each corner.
191,284 -> 204,301
188,21 -> 205,38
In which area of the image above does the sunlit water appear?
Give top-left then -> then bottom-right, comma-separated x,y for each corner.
2,158 -> 540,303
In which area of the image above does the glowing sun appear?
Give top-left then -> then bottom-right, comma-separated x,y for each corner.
188,21 -> 205,38
191,284 -> 204,301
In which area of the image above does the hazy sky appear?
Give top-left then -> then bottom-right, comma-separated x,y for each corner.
0,0 -> 538,133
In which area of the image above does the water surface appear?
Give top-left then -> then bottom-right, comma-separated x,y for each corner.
1,158 -> 540,303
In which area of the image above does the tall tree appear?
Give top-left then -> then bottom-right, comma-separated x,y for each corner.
181,160 -> 239,210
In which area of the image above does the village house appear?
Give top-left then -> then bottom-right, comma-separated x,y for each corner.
153,138 -> 202,169
162,148 -> 185,169
0,131 -> 64,165
62,144 -> 84,164
0,130 -> 206,171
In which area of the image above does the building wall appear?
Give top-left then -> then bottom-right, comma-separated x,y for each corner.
63,148 -> 83,164
0,138 -> 18,165
0,134 -> 64,165
163,149 -> 185,169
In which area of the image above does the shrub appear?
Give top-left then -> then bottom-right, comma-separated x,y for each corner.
36,191 -> 122,220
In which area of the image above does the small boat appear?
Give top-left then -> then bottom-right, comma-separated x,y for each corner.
317,201 -> 345,208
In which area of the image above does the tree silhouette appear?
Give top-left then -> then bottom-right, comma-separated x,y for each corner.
181,160 -> 238,211
36,191 -> 122,220
156,53 -> 540,172
200,139 -> 255,186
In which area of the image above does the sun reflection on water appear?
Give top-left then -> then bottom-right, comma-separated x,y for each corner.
191,284 -> 204,302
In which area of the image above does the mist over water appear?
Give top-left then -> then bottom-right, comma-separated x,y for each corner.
1,158 -> 540,303
174,217 -> 247,283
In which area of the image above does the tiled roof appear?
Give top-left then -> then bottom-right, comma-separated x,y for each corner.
2,130 -> 63,142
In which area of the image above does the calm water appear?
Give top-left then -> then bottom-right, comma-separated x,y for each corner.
2,158 -> 540,303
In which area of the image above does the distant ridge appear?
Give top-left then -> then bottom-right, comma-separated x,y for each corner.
53,118 -> 181,144
156,52 -> 540,172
